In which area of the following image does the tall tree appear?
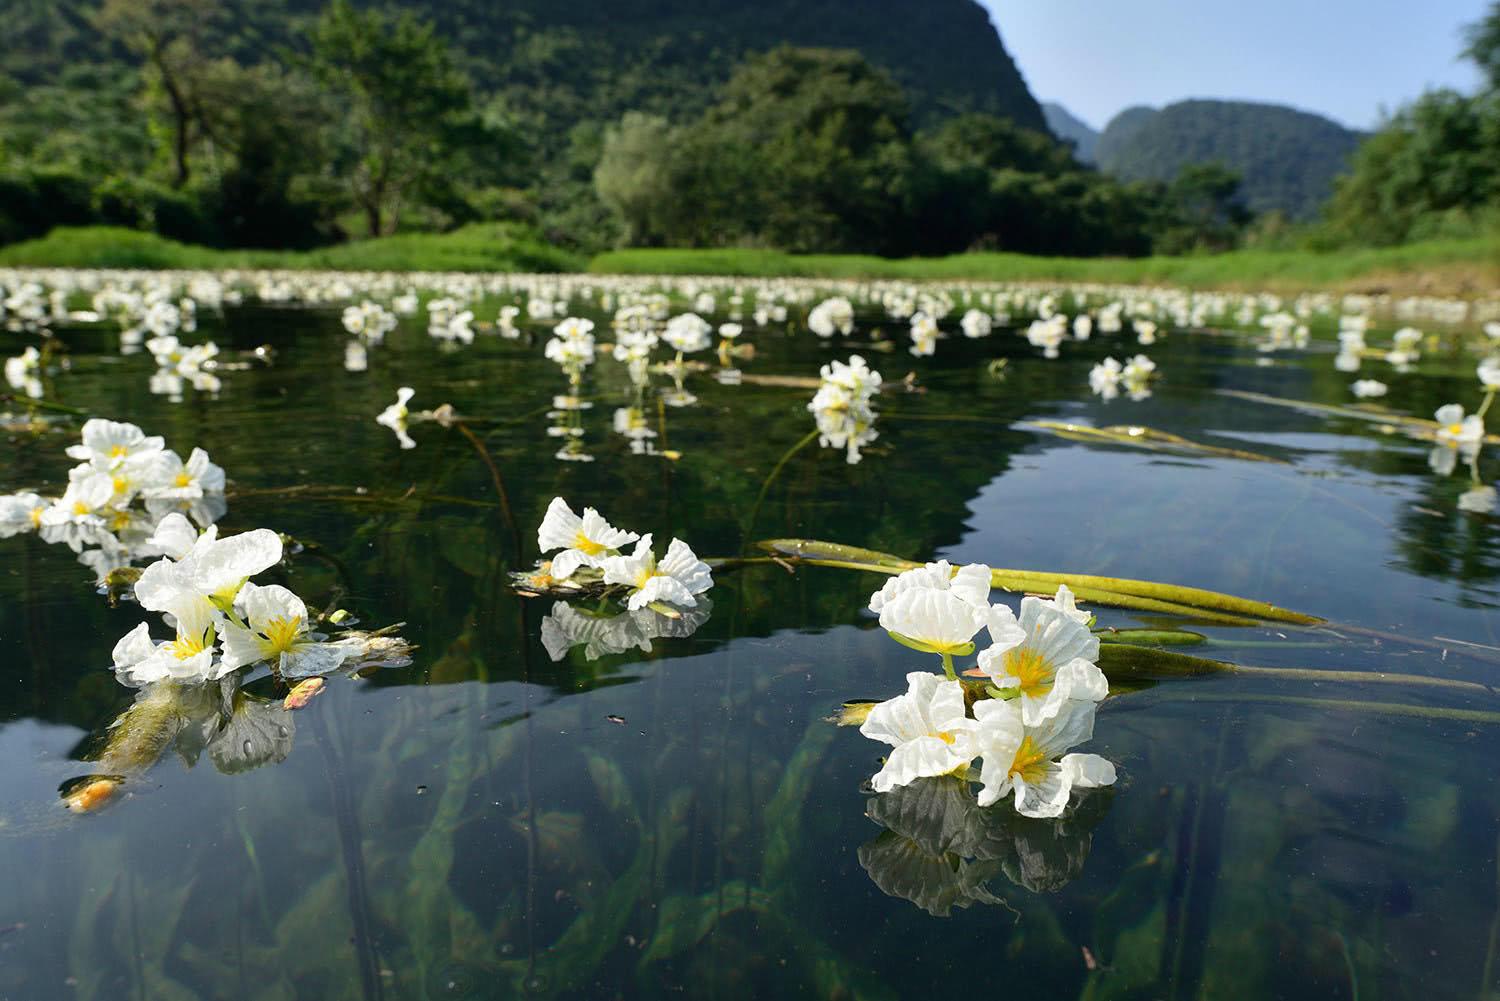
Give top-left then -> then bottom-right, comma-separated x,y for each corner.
309,0 -> 479,237
94,0 -> 220,187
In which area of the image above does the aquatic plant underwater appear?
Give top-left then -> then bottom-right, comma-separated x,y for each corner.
4,269 -> 1500,998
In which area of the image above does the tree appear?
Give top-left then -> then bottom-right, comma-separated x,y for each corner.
94,0 -> 221,187
309,0 -> 482,237
1465,1 -> 1500,92
594,113 -> 679,245
691,47 -> 915,253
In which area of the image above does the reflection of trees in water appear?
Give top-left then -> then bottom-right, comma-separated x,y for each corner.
859,775 -> 1114,916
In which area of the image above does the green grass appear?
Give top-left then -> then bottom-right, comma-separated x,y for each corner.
588,239 -> 1500,293
2,226 -> 1494,295
0,224 -> 585,273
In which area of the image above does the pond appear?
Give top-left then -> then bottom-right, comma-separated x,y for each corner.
2,273 -> 1500,1000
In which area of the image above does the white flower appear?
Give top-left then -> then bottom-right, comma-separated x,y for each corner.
143,511 -> 201,560
808,297 -> 855,338
860,672 -> 980,793
662,313 -> 712,354
65,419 -> 165,471
878,588 -> 988,656
1434,403 -> 1485,446
973,697 -> 1115,818
0,491 -> 48,538
38,470 -> 115,552
868,561 -> 992,615
4,346 -> 40,392
109,603 -> 228,687
977,588 -> 1107,727
536,497 -> 640,578
1133,319 -> 1157,345
1089,357 -> 1122,399
959,309 -> 992,339
377,387 -> 416,449
134,526 -> 283,627
1479,358 -> 1500,391
143,448 -> 225,501
219,582 -> 351,678
909,313 -> 939,357
1351,379 -> 1387,399
600,534 -> 713,611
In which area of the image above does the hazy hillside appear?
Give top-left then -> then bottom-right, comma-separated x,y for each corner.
1041,102 -> 1099,162
5,0 -> 1046,135
1094,99 -> 1364,219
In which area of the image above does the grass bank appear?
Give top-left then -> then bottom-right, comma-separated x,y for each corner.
2,226 -> 1494,296
0,224 -> 584,273
588,239 -> 1500,296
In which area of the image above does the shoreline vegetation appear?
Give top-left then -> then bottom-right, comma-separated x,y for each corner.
0,225 -> 1495,297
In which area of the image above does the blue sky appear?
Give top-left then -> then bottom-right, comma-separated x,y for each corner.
982,1 -> 1490,131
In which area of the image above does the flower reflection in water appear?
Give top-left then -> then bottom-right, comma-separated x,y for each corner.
540,597 -> 712,662
858,775 -> 1114,917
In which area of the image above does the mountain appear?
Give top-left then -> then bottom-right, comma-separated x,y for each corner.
4,0 -> 1047,135
1041,102 -> 1099,162
1094,99 -> 1364,219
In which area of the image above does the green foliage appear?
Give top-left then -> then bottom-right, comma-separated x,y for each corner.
587,236 -> 1500,293
308,0 -> 499,238
0,223 -> 584,271
1096,100 -> 1364,220
1464,0 -> 1500,91
1322,89 -> 1500,246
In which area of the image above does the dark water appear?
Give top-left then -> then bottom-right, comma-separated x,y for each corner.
2,300 -> 1500,1001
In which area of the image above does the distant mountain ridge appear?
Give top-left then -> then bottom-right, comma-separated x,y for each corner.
1094,99 -> 1364,219
1041,102 -> 1099,162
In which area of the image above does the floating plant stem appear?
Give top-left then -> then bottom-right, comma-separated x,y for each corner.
1023,421 -> 1287,464
755,538 -> 1322,625
1126,689 -> 1500,727
1096,642 -> 1497,697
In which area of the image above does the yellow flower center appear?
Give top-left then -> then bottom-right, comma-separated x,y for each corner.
1008,735 -> 1049,784
1003,645 -> 1055,698
112,476 -> 129,494
261,616 -> 303,654
110,509 -> 132,532
108,445 -> 129,459
167,628 -> 212,660
174,471 -> 193,488
572,531 -> 607,556
28,507 -> 42,527
931,730 -> 957,745
72,500 -> 90,516
1449,423 -> 1465,436
635,568 -> 656,590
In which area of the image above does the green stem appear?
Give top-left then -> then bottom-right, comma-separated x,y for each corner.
755,538 -> 1320,625
941,652 -> 956,681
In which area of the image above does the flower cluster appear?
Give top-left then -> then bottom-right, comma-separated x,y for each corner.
807,296 -> 855,338
1088,355 -> 1156,401
111,519 -> 389,687
0,419 -> 227,583
808,355 -> 882,464
858,562 -> 1116,819
145,334 -> 221,398
532,497 -> 713,612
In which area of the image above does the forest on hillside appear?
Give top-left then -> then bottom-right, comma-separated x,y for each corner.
1,0 -> 1497,258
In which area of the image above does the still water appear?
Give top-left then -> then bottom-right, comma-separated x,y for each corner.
2,292 -> 1499,1000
